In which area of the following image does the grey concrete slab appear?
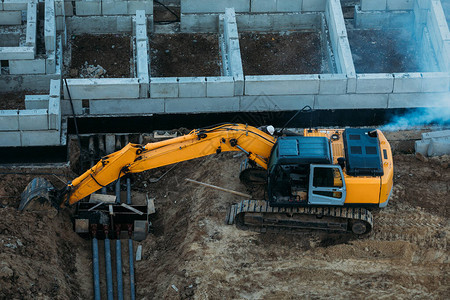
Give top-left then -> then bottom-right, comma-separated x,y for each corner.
127,0 -> 153,15
65,1 -> 74,16
319,74 -> 347,94
421,72 -> 450,92
61,100 -> 83,115
0,110 -> 19,131
0,131 -> 21,147
361,0 -> 386,11
251,0 -> 277,12
67,16 -> 134,34
64,78 -> 140,99
393,73 -> 423,93
150,77 -> 179,98
2,0 -> 28,11
9,59 -> 46,74
46,51 -> 56,74
245,75 -> 320,95
302,0 -> 326,11
48,97 -> 61,130
234,74 -> 244,96
102,0 -> 128,15
422,130 -> 450,140
388,92 -> 450,108
89,99 -> 165,115
21,130 -> 61,146
180,13 -> 219,32
0,74 -> 60,92
165,97 -> 240,113
414,139 -> 429,155
49,79 -> 61,98
206,76 -> 235,97
25,95 -> 49,110
19,109 -> 49,131
315,94 -> 389,109
75,1 -> 102,16
240,94 -> 314,112
277,0 -> 303,12
0,11 -> 22,25
387,0 -> 414,11
356,74 -> 394,94
428,138 -> 450,156
178,77 -> 207,98
0,47 -> 35,60
270,12 -> 321,31
181,0 -> 250,13
45,0 -> 56,52
55,0 -> 65,16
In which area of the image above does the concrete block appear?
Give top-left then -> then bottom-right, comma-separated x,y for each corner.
150,77 -> 179,98
356,74 -> 394,94
90,98 -> 164,114
45,0 -> 56,52
25,20 -> 37,46
54,0 -> 65,16
48,97 -> 61,130
387,0 -> 414,10
102,1 -> 128,15
422,130 -> 450,140
3,0 -> 28,11
180,13 -> 219,33
135,10 -> 146,25
302,0 -> 326,11
414,139 -> 429,155
428,138 -> 450,156
61,100 -> 83,115
0,110 -> 19,131
63,78 -> 140,99
136,40 -> 149,76
0,132 -> 21,147
56,15 -> 65,31
64,2 -> 74,17
178,77 -> 207,98
245,75 -> 320,95
234,74 -> 244,96
251,0 -> 277,12
387,92 -> 449,108
19,109 -> 49,130
0,47 -> 35,60
128,0 -> 153,15
49,79 -> 61,98
9,59 -> 46,74
236,13 -> 273,31
75,1 -> 102,16
0,74 -> 60,93
240,94 -> 314,112
277,0 -> 302,12
361,0 -> 387,11
135,22 -> 148,41
0,11 -> 22,25
165,97 -> 240,113
138,74 -> 150,98
181,0 -> 250,13
319,74 -> 347,94
25,95 -> 50,110
206,76 -> 235,97
46,50 -> 56,74
315,94 -> 388,109
117,16 -> 133,32
421,72 -> 450,92
21,130 -> 61,146
271,12 -> 321,31
393,73 -> 422,93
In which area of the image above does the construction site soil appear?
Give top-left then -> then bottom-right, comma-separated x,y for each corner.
150,34 -> 221,77
69,34 -> 132,78
239,32 -> 325,75
0,131 -> 449,299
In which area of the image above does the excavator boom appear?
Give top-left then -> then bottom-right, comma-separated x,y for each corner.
20,124 -> 275,209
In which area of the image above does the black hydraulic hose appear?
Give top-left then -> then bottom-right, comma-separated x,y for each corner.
154,0 -> 180,23
64,78 -> 83,174
280,105 -> 313,133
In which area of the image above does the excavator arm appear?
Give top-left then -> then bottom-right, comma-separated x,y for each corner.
61,124 -> 275,207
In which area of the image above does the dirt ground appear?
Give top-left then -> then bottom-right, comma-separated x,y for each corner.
150,34 -> 221,77
239,32 -> 325,75
347,29 -> 423,73
0,131 -> 449,299
69,34 -> 132,78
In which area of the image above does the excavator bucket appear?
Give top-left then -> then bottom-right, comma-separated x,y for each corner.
19,178 -> 56,211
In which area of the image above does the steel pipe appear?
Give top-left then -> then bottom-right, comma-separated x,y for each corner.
104,238 -> 114,300
92,238 -> 101,300
129,239 -> 136,300
116,240 -> 124,300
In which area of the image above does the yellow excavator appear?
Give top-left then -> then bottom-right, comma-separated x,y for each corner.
20,123 -> 393,235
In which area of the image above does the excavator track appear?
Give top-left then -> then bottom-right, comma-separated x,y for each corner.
226,200 -> 373,235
